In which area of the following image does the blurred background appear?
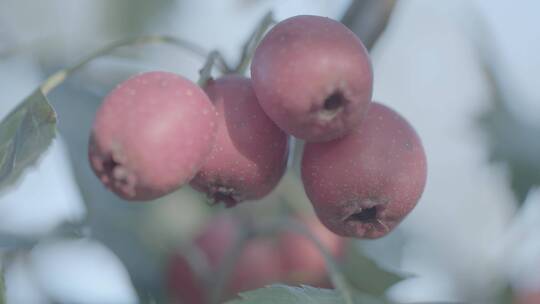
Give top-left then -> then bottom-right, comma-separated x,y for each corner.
0,0 -> 539,303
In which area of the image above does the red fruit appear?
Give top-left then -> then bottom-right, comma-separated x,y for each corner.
302,102 -> 427,239
190,75 -> 289,207
227,239 -> 282,298
194,214 -> 241,268
166,215 -> 282,303
514,290 -> 540,304
166,253 -> 206,304
278,216 -> 344,286
251,15 -> 373,142
167,215 -> 240,304
89,71 -> 217,200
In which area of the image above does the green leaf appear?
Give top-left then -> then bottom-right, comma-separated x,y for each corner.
227,285 -> 346,304
495,284 -> 514,304
478,67 -> 540,204
0,88 -> 57,192
0,34 -> 214,194
227,285 -> 389,304
342,244 -> 406,296
0,270 -> 5,304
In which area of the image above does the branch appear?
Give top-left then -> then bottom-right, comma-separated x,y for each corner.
341,0 -> 397,51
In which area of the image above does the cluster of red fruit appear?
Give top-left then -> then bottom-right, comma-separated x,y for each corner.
88,15 -> 427,239
166,214 -> 344,303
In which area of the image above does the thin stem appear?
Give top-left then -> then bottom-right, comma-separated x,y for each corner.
234,11 -> 276,75
0,234 -> 35,250
341,0 -> 366,28
209,230 -> 250,304
285,220 -> 354,304
257,219 -> 354,304
40,34 -> 226,95
339,0 -> 397,51
0,221 -> 88,250
198,50 -> 228,87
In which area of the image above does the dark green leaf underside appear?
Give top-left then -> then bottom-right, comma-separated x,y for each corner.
227,285 -> 348,304
227,285 -> 390,304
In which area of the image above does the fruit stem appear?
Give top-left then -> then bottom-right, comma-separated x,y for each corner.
340,0 -> 397,51
234,11 -> 276,75
209,228 -> 250,304
198,50 -> 230,87
40,34 -> 225,95
259,219 -> 354,304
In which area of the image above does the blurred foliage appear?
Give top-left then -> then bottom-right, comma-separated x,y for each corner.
0,271 -> 4,304
342,244 -> 405,297
479,66 -> 540,204
0,89 -> 56,193
341,0 -> 396,50
495,285 -> 514,304
102,0 -> 176,37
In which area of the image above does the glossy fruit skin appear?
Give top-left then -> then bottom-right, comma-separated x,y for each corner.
277,216 -> 344,286
89,71 -> 217,201
190,75 -> 289,207
302,102 -> 427,239
251,15 -> 373,142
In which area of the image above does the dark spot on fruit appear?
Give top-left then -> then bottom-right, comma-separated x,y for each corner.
320,91 -> 345,119
214,192 -> 237,207
102,156 -> 120,176
346,206 -> 377,222
324,92 -> 344,111
207,185 -> 242,208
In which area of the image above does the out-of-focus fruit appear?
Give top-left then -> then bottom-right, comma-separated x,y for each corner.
227,238 -> 282,298
167,215 -> 240,304
513,289 -> 540,304
166,214 -> 282,303
166,252 -> 206,304
278,216 -> 344,286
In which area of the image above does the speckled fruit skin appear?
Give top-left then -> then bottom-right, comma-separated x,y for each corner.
251,15 -> 373,142
190,75 -> 289,207
89,71 -> 217,201
302,102 -> 427,239
278,216 -> 344,286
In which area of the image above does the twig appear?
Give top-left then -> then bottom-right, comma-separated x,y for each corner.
257,219 -> 355,304
234,11 -> 276,75
40,34 -> 223,95
340,0 -> 397,51
209,230 -> 250,304
198,50 -> 230,87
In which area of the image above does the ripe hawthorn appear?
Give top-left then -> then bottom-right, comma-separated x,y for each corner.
89,71 -> 217,201
302,102 -> 427,239
251,15 -> 373,142
190,75 -> 289,206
